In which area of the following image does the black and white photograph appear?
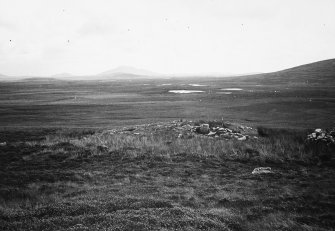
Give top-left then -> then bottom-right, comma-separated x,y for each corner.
0,0 -> 334,230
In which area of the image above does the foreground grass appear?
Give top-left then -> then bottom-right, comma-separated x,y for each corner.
0,121 -> 334,230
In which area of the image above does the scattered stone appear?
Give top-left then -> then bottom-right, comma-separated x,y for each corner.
252,167 -> 272,175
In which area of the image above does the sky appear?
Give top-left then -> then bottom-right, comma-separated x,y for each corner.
0,0 -> 334,77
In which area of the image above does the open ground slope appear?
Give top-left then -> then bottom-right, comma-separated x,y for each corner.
1,120 -> 334,230
237,58 -> 335,85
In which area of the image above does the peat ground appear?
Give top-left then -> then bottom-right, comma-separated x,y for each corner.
1,121 -> 334,230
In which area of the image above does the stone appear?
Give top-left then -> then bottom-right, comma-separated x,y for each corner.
252,167 -> 272,175
199,124 -> 210,134
69,224 -> 89,231
208,131 -> 217,136
238,136 -> 247,141
0,142 -> 6,146
182,124 -> 192,130
97,145 -> 108,153
315,128 -> 322,133
220,133 -> 231,138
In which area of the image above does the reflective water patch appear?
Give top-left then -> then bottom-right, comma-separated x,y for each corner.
221,88 -> 243,91
169,90 -> 205,94
188,84 -> 207,87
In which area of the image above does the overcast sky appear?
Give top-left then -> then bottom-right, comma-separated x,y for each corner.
0,0 -> 334,76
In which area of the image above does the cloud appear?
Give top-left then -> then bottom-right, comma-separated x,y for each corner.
1,0 -> 335,76
77,20 -> 115,37
0,19 -> 16,31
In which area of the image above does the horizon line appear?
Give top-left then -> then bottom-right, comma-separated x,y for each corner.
0,57 -> 334,80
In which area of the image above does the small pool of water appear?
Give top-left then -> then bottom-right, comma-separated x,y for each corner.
221,88 -> 243,91
169,90 -> 205,94
189,84 -> 207,87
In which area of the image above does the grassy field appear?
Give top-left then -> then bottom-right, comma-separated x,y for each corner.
0,121 -> 334,230
0,67 -> 335,230
0,76 -> 334,129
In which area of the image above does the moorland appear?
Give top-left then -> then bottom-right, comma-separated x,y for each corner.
0,59 -> 335,230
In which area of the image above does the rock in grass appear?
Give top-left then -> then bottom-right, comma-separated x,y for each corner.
97,145 -> 108,152
69,224 -> 89,230
220,133 -> 231,139
208,131 -> 217,136
199,124 -> 210,134
307,128 -> 335,144
252,167 -> 272,175
237,136 -> 247,141
315,128 -> 322,133
182,124 -> 193,130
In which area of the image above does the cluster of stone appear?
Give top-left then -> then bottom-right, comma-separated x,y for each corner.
252,167 -> 272,175
307,128 -> 335,144
190,123 -> 251,141
107,120 -> 256,141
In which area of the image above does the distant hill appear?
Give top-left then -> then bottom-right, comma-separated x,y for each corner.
0,73 -> 9,80
97,66 -> 161,78
20,77 -> 62,82
0,73 -> 22,81
238,59 -> 335,84
51,73 -> 74,78
3,59 -> 335,82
